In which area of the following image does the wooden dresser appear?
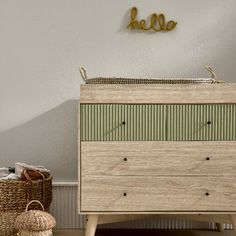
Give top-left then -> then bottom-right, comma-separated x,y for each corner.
79,83 -> 236,236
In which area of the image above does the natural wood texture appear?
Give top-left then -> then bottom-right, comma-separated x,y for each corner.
78,102 -> 81,213
98,214 -> 156,224
81,211 -> 236,215
81,141 -> 236,176
230,215 -> 236,235
84,211 -> 236,215
79,84 -> 236,228
53,229 -> 236,236
98,214 -> 231,225
80,84 -> 236,104
216,223 -> 224,232
81,176 -> 236,212
95,230 -> 234,236
85,215 -> 99,236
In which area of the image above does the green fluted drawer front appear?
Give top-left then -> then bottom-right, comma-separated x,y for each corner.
167,104 -> 236,141
80,104 -> 166,141
80,104 -> 236,141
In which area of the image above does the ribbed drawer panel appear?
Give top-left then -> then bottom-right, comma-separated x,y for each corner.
167,104 -> 236,141
80,104 -> 166,141
80,104 -> 236,141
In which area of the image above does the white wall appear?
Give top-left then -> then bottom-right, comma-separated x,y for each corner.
1,0 -> 236,181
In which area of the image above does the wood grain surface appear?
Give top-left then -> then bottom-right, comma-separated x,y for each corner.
81,141 -> 236,176
81,175 -> 236,212
80,84 -> 236,104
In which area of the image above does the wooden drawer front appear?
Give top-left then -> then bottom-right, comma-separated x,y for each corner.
80,104 -> 236,141
81,176 -> 236,212
167,104 -> 236,141
80,104 -> 166,141
81,141 -> 236,176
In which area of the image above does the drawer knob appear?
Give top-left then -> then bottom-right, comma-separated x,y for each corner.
207,121 -> 212,125
205,192 -> 210,196
122,121 -> 126,125
123,192 -> 127,196
206,157 -> 210,160
124,158 -> 127,161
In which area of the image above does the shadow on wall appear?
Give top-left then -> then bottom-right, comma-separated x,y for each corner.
0,100 -> 78,182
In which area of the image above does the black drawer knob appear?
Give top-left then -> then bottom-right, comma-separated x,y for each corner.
206,157 -> 210,160
123,192 -> 127,196
207,121 -> 212,125
205,192 -> 210,196
122,121 -> 126,125
124,158 -> 127,161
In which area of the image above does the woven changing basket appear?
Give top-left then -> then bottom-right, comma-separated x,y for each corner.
79,66 -> 224,84
0,170 -> 52,236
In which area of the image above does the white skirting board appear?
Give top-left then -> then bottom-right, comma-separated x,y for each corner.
51,183 -> 233,230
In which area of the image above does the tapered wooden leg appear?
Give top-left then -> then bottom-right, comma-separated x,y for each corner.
85,215 -> 99,236
230,215 -> 236,236
216,223 -> 224,232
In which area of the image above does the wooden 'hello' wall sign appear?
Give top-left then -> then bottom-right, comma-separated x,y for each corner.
127,7 -> 177,32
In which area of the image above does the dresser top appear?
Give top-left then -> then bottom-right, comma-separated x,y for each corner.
80,83 -> 236,104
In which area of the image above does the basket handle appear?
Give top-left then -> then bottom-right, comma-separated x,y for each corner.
23,169 -> 45,181
26,200 -> 45,212
79,67 -> 87,82
205,65 -> 225,84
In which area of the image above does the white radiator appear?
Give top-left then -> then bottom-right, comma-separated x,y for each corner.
51,183 -> 233,230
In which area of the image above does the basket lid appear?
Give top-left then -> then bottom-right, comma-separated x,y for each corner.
15,200 -> 56,231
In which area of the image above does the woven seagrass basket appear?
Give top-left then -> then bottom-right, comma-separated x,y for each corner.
15,200 -> 56,236
0,170 -> 52,236
79,66 -> 224,84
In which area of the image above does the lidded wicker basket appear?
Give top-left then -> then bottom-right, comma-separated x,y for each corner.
15,200 -> 56,236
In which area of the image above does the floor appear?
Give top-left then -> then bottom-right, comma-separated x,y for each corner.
54,229 -> 235,236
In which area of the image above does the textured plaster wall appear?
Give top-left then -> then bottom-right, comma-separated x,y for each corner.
0,0 -> 236,181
